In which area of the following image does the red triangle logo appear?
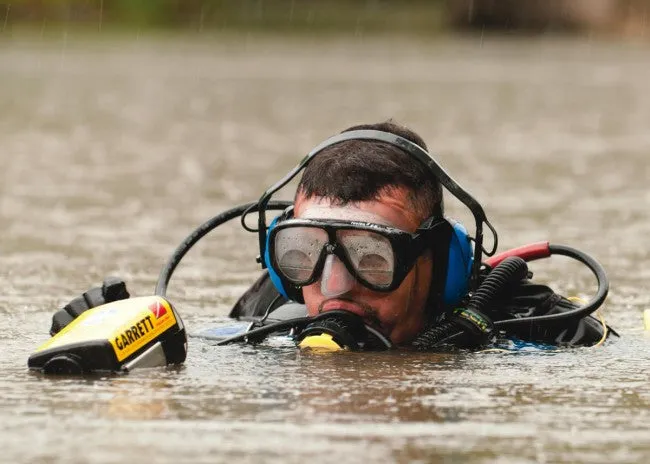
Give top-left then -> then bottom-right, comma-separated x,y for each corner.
149,301 -> 168,319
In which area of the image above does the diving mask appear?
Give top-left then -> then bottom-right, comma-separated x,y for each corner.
268,217 -> 444,293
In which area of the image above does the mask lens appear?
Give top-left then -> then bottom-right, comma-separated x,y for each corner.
274,227 -> 327,283
336,229 -> 395,287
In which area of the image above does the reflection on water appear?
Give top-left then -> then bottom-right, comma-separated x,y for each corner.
1,36 -> 650,463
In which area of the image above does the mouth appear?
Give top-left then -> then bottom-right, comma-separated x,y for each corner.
319,299 -> 382,330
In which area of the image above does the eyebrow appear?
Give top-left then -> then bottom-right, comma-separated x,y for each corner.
299,206 -> 393,226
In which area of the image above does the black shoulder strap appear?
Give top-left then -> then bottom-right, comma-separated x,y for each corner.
229,271 -> 288,320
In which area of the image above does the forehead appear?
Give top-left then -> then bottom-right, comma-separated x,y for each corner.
294,188 -> 422,232
298,204 -> 392,225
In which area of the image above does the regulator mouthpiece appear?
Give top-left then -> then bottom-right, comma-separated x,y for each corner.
320,254 -> 356,298
295,310 -> 393,352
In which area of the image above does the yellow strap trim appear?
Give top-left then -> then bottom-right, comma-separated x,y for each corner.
592,310 -> 608,347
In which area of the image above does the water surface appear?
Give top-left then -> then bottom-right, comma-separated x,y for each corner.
1,35 -> 649,463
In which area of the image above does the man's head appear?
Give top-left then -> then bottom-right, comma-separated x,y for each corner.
291,121 -> 444,344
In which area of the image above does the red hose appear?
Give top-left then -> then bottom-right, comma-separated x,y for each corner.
484,241 -> 551,268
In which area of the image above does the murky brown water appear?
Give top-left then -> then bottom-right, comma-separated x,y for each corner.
1,34 -> 649,463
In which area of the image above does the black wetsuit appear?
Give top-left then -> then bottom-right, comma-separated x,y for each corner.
230,271 -> 616,347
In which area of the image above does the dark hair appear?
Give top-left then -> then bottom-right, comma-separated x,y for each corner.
296,121 -> 443,221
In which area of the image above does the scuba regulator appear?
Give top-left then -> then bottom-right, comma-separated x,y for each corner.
211,309 -> 395,352
296,311 -> 393,352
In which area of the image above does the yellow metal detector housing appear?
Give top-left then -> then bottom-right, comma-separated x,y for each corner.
29,296 -> 187,374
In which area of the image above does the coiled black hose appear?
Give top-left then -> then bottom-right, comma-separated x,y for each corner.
410,319 -> 466,350
468,256 -> 529,313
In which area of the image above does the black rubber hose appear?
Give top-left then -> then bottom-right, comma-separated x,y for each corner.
214,310 -> 393,349
467,256 -> 529,313
215,316 -> 312,346
494,244 -> 609,328
155,200 -> 293,297
410,319 -> 466,350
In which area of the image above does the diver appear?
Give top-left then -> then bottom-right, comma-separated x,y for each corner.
42,121 -> 615,369
225,121 -> 615,350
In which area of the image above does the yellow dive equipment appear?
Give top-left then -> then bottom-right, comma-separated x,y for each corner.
298,333 -> 346,352
28,296 -> 187,374
293,310 -> 393,352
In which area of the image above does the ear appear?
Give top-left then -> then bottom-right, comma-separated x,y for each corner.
443,219 -> 473,306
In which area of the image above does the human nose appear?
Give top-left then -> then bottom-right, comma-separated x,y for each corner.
320,254 -> 356,298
